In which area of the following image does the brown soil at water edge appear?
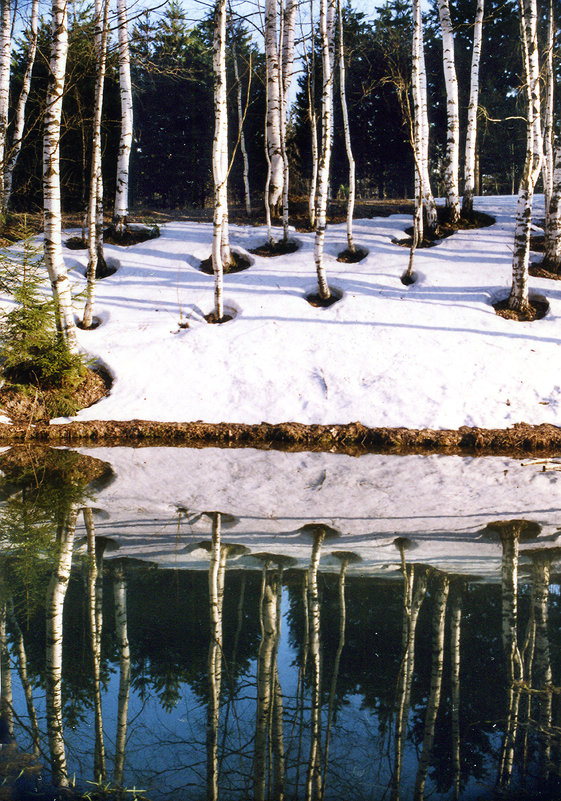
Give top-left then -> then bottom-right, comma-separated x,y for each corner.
0,369 -> 109,424
2,420 -> 561,457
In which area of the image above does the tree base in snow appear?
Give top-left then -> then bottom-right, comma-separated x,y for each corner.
250,239 -> 300,257
529,262 -> 561,280
104,224 -> 160,245
204,311 -> 234,325
396,209 -> 495,249
337,246 -> 368,263
493,296 -> 549,322
0,366 -> 110,422
199,251 -> 251,275
305,287 -> 343,308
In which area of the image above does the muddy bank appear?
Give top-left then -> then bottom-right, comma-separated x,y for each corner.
1,420 -> 561,456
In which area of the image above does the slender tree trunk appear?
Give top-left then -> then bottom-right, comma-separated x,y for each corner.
413,0 -> 437,233
83,0 -> 109,330
114,0 -> 133,233
231,29 -> 251,217
437,0 -> 461,223
7,599 -> 40,754
450,583 -> 462,801
337,0 -> 355,253
211,0 -> 230,320
543,144 -> 561,272
314,0 -> 336,300
253,568 -> 277,801
265,0 -> 283,210
0,0 -> 11,211
207,513 -> 227,801
508,0 -> 542,312
306,0 -> 319,229
541,0 -> 554,229
280,0 -> 297,241
305,532 -> 324,801
3,0 -> 39,213
45,507 -> 78,788
462,0 -> 484,216
44,0 -> 78,351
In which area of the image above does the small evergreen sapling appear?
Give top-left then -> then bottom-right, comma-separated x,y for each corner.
0,240 -> 88,413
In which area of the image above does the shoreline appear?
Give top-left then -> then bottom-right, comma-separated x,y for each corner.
1,419 -> 561,456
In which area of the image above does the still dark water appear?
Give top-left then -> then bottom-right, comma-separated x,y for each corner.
0,446 -> 560,801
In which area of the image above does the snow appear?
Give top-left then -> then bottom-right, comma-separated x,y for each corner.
72,445 -> 561,578
43,194 -> 561,428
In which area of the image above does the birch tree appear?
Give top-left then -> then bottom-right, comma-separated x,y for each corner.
2,0 -> 39,213
230,23 -> 251,217
113,565 -> 131,787
114,0 -> 133,233
337,0 -> 356,254
0,0 -> 11,211
314,0 -> 337,301
211,0 -> 232,321
541,0 -> 554,228
543,144 -> 561,272
508,0 -> 542,313
264,0 -> 284,221
280,0 -> 297,240
436,0 -> 461,223
413,0 -> 438,234
462,0 -> 484,216
44,0 -> 79,350
83,0 -> 109,330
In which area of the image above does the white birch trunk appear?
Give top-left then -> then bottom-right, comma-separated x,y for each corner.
543,144 -> 561,272
253,572 -> 277,801
314,0 -> 336,299
414,0 -> 437,232
83,0 -> 109,330
304,0 -> 318,229
437,0 -> 461,223
211,0 -> 230,320
305,532 -> 324,801
265,0 -> 283,208
280,0 -> 297,240
114,0 -> 133,233
231,30 -> 251,217
338,0 -> 355,253
44,0 -> 78,351
462,0 -> 484,216
45,507 -> 78,788
0,0 -> 11,209
509,0 -> 542,312
2,0 -> 39,213
541,0 -> 554,227
206,513 -> 225,801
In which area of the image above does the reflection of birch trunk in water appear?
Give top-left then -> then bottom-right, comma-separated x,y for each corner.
322,555 -> 349,799
219,572 -> 246,767
253,565 -> 277,801
7,599 -> 40,753
272,570 -> 285,801
306,530 -> 324,801
414,572 -> 449,801
531,554 -> 552,778
0,590 -> 13,739
497,524 -> 524,789
295,572 -> 309,791
450,582 -> 463,801
391,564 -> 428,801
207,513 -> 227,801
113,565 -> 130,786
84,508 -> 106,781
46,507 -> 78,787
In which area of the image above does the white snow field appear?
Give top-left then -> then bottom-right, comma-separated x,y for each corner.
54,194 -> 558,430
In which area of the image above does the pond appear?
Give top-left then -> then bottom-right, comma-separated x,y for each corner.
0,445 -> 560,800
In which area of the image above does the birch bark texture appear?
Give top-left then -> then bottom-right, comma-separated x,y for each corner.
543,144 -> 561,272
437,0 -> 461,222
3,0 -> 39,213
43,0 -> 78,351
83,0 -> 109,330
211,0 -> 231,320
337,0 -> 356,253
281,0 -> 297,240
462,0 -> 484,216
0,0 -> 11,207
114,0 -> 133,232
314,0 -> 337,300
413,0 -> 437,233
509,0 -> 542,312
264,0 -> 284,208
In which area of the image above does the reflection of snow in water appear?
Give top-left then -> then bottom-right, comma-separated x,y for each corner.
71,446 -> 561,578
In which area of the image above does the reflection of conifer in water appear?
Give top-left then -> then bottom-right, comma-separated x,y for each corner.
414,571 -> 449,801
112,562 -> 131,787
45,505 -> 78,788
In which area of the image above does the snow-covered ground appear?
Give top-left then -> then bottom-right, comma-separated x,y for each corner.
72,446 -> 561,578
55,194 -> 556,429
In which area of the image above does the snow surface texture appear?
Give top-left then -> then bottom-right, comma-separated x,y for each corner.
70,446 -> 561,578
53,195 -> 556,428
